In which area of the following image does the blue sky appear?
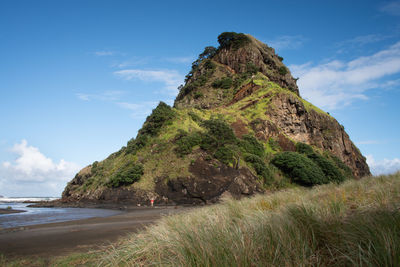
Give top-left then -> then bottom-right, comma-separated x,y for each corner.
1,0 -> 400,196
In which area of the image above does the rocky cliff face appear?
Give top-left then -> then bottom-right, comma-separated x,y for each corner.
252,92 -> 369,178
62,32 -> 370,206
214,35 -> 299,95
174,34 -> 299,110
63,151 -> 262,205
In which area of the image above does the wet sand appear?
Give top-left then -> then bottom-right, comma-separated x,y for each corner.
0,206 -> 191,258
0,208 -> 25,215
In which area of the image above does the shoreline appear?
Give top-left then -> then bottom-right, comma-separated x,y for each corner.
0,208 -> 26,215
0,205 -> 192,258
27,199 -> 199,210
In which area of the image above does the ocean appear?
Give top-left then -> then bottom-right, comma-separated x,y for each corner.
0,197 -> 122,228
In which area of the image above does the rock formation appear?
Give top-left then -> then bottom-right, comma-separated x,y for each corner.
62,32 -> 370,205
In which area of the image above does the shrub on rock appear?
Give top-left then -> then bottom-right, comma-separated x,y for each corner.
271,151 -> 327,186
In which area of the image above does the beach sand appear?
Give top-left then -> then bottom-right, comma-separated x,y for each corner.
0,208 -> 26,215
0,206 -> 191,258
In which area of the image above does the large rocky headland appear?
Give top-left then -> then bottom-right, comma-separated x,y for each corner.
61,32 -> 370,206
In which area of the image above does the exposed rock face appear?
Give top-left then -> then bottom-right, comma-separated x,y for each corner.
230,82 -> 261,104
250,93 -> 370,178
174,61 -> 234,110
63,152 -> 262,205
174,34 -> 299,110
62,166 -> 92,199
155,152 -> 262,204
63,166 -> 156,204
214,35 -> 299,95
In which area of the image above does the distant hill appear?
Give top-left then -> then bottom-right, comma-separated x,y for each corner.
62,32 -> 370,205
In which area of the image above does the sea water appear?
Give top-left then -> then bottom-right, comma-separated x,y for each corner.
0,197 -> 122,228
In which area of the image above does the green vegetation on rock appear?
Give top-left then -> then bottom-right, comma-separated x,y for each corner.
107,162 -> 143,188
126,102 -> 176,154
271,142 -> 350,186
199,46 -> 217,60
178,58 -> 216,100
172,117 -> 273,184
239,134 -> 265,158
325,152 -> 354,179
193,118 -> 240,166
243,153 -> 272,183
296,142 -> 347,183
268,138 -> 281,152
201,118 -> 237,150
194,91 -> 203,99
246,62 -> 259,75
278,66 -> 288,75
212,77 -> 233,89
307,152 -> 345,183
295,142 -> 314,155
214,145 -> 238,165
138,102 -> 176,137
217,32 -> 251,50
174,130 -> 202,157
271,151 -> 327,186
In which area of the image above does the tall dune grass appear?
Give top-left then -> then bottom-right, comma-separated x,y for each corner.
97,172 -> 400,266
3,172 -> 400,266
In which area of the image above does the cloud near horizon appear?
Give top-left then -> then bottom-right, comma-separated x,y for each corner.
0,140 -> 80,197
366,155 -> 400,175
290,41 -> 400,110
114,69 -> 184,95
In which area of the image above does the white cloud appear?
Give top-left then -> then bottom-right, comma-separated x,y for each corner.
117,101 -> 157,111
117,102 -> 143,110
75,90 -> 125,102
380,1 -> 400,16
266,35 -> 307,51
290,41 -> 400,110
335,34 -> 389,53
164,56 -> 194,64
116,101 -> 159,118
2,162 -> 11,168
0,140 -> 80,196
366,155 -> 400,175
111,56 -> 193,68
111,61 -> 134,68
94,50 -> 115,56
110,57 -> 151,68
76,93 -> 90,101
101,90 -> 125,100
114,69 -> 183,95
382,78 -> 400,89
75,90 -> 164,119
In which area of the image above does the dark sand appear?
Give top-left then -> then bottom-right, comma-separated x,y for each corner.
0,209 -> 26,215
0,206 -> 190,258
